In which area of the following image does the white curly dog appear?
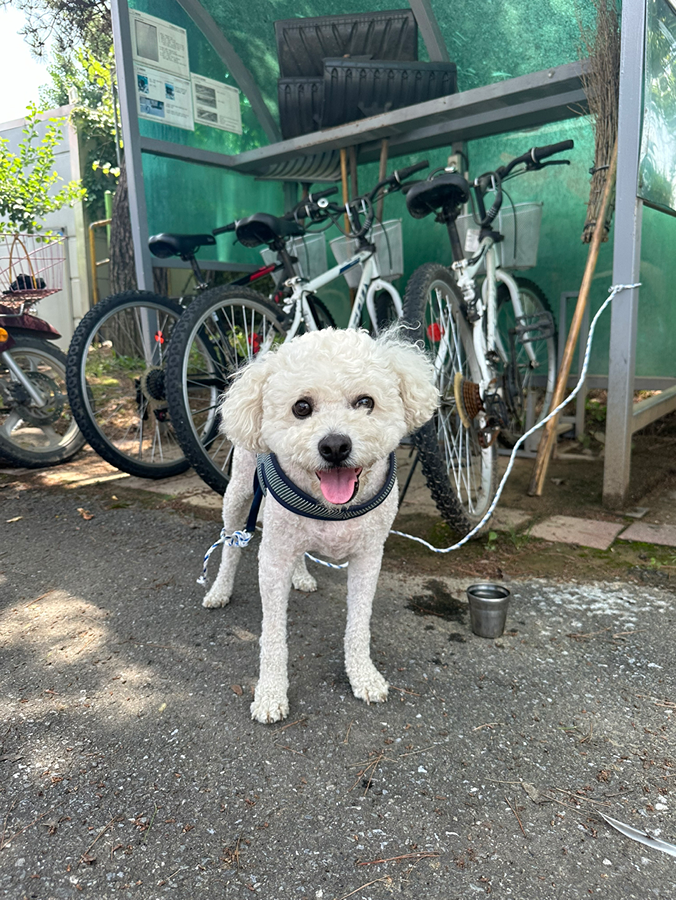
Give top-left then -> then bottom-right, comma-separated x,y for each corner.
203,327 -> 438,723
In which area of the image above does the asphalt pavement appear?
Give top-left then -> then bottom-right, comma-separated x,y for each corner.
2,477 -> 676,899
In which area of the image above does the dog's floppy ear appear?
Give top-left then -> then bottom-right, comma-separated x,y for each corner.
220,352 -> 276,453
377,331 -> 439,433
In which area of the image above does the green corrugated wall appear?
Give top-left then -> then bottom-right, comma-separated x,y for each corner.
131,0 -> 676,380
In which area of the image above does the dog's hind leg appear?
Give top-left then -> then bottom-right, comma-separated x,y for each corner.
344,550 -> 388,704
203,448 -> 256,609
291,554 -> 317,593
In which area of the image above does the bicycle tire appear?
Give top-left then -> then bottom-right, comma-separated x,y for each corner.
496,277 -> 557,447
165,285 -> 286,495
66,291 -> 190,479
403,263 -> 497,534
0,335 -> 85,467
306,295 -> 336,329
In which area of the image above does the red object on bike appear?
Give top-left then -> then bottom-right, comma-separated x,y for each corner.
155,330 -> 165,344
250,333 -> 261,353
249,263 -> 277,282
427,322 -> 444,342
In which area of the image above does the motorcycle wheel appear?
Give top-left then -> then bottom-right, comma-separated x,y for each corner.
0,335 -> 85,467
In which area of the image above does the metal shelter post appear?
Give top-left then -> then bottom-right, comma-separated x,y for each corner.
602,0 -> 646,507
111,0 -> 154,291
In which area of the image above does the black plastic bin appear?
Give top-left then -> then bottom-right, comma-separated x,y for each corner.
321,58 -> 458,128
278,76 -> 324,139
275,9 -> 418,78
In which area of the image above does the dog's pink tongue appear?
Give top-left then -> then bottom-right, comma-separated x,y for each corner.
317,467 -> 359,504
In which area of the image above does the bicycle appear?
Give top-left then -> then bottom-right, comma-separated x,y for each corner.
65,190 -> 335,479
165,159 -> 429,495
402,140 -> 572,533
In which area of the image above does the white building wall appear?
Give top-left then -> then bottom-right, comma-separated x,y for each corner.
0,104 -> 90,350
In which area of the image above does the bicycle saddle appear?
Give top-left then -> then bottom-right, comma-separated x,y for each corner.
235,213 -> 304,249
149,233 -> 216,259
405,173 -> 471,219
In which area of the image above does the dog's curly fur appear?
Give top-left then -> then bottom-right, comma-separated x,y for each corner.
203,327 -> 438,723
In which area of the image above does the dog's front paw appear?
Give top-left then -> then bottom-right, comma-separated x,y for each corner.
202,584 -> 231,608
251,683 -> 289,724
349,664 -> 389,705
292,570 -> 318,593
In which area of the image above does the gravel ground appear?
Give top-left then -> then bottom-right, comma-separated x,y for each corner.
2,482 -> 676,899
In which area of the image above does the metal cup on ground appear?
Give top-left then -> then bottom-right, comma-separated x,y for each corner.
466,583 -> 511,638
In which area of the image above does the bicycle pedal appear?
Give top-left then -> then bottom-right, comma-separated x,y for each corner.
514,311 -> 555,343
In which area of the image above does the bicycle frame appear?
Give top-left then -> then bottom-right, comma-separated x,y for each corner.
264,244 -> 403,350
451,234 -> 532,395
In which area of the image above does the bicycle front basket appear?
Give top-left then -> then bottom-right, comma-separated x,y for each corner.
456,202 -> 543,271
260,232 -> 328,286
329,219 -> 404,288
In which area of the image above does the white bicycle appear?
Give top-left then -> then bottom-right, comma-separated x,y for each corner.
403,140 -> 573,533
165,160 -> 429,494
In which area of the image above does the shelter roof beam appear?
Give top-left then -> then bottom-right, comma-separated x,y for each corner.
228,61 -> 587,176
408,0 -> 450,62
175,0 -> 281,142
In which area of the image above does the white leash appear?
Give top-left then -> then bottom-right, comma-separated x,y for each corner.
197,283 -> 638,583
389,282 -> 640,554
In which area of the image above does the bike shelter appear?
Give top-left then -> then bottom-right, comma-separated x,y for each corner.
110,0 -> 676,506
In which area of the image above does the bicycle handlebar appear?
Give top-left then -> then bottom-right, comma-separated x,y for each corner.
531,139 -> 574,163
213,186 -> 339,236
214,160 -> 428,243
496,139 -> 574,180
339,159 -> 429,238
393,159 -> 429,184
474,140 -> 574,228
212,221 -> 236,236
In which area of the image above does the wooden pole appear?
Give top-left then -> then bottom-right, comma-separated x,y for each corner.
340,146 -> 357,305
527,138 -> 618,497
348,145 -> 358,200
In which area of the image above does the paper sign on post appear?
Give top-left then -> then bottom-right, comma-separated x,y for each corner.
135,64 -> 194,131
191,73 -> 242,134
129,9 -> 190,79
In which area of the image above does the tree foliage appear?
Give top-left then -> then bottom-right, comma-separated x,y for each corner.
40,47 -> 120,215
0,103 -> 86,235
0,0 -> 111,58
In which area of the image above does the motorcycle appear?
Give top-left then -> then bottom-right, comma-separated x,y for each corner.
0,278 -> 85,467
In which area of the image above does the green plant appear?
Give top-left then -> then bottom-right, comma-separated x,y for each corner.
507,522 -> 534,551
486,530 -> 499,552
40,47 -> 120,216
0,103 -> 86,235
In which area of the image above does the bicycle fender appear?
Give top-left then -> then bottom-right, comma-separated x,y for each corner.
365,279 -> 403,334
0,312 -> 61,340
0,328 -> 15,351
494,269 -> 538,367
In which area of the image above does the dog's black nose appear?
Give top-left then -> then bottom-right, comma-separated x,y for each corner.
318,433 -> 352,465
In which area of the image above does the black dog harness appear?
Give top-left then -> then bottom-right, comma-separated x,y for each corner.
252,451 -> 397,523
197,452 -> 397,585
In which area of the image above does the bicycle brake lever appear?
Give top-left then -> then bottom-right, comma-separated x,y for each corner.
526,159 -> 570,171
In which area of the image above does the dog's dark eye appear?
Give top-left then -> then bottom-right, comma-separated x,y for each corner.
354,396 -> 374,411
292,398 -> 313,419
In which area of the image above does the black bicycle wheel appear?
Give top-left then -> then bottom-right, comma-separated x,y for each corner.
66,291 -> 189,478
0,335 -> 85,467
403,263 -> 497,534
306,295 -> 336,330
496,277 -> 557,446
165,285 -> 286,495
